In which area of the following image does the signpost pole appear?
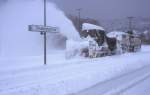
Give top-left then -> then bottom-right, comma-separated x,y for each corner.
44,0 -> 47,65
28,0 -> 59,65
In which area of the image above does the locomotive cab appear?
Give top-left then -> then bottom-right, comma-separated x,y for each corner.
81,23 -> 109,57
82,23 -> 106,46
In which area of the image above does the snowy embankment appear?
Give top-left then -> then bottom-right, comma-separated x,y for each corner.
0,46 -> 150,95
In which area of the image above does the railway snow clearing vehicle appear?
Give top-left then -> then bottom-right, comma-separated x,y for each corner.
66,23 -> 141,58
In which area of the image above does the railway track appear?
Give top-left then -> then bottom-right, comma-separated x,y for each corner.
73,65 -> 150,95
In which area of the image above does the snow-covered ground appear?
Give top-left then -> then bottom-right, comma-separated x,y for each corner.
122,74 -> 150,95
75,62 -> 150,95
0,45 -> 150,95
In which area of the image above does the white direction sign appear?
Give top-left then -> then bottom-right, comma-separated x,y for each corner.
28,25 -> 59,33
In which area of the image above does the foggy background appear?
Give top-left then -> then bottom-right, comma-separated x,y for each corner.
49,0 -> 150,33
0,0 -> 150,42
49,0 -> 150,20
49,0 -> 150,44
1,0 -> 150,20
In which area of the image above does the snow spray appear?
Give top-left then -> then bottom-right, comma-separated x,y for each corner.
0,0 -> 80,57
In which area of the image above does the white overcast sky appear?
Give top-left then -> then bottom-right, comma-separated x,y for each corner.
50,0 -> 150,20
0,0 -> 149,20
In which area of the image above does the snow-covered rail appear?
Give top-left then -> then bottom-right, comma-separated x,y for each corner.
73,65 -> 150,95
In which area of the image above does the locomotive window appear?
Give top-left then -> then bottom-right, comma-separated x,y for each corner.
88,29 -> 97,37
82,30 -> 88,38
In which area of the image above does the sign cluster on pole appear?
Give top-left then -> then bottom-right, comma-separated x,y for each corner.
28,0 -> 59,65
28,25 -> 59,33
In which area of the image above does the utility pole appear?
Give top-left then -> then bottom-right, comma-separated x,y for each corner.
127,17 -> 135,31
43,0 -> 47,65
76,8 -> 82,34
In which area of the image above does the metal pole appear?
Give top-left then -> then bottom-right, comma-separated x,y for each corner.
44,0 -> 47,65
77,8 -> 81,33
128,17 -> 134,31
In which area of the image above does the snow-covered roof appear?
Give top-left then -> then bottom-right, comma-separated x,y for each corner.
82,23 -> 105,31
144,30 -> 149,34
107,31 -> 128,38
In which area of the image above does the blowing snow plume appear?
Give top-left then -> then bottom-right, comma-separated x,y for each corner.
0,0 -> 80,57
